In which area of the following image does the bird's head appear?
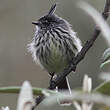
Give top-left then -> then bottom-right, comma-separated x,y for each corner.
32,4 -> 69,30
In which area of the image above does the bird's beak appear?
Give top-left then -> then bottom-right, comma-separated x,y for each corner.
32,21 -> 40,25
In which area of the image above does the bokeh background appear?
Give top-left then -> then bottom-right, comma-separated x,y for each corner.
0,0 -> 109,110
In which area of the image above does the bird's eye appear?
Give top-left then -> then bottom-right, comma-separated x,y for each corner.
42,20 -> 49,26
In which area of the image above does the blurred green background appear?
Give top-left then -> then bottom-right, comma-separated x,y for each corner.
0,0 -> 109,109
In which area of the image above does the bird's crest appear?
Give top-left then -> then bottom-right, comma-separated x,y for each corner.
48,4 -> 57,15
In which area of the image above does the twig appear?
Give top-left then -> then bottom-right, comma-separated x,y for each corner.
33,0 -> 110,109
49,0 -> 110,90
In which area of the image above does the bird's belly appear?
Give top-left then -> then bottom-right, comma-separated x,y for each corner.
38,42 -> 71,73
44,55 -> 68,73
42,53 -> 69,73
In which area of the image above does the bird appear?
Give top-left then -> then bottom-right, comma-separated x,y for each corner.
28,4 -> 82,90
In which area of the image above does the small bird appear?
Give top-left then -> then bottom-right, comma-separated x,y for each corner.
28,4 -> 82,90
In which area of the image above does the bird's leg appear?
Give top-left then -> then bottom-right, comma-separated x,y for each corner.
49,72 -> 55,80
49,72 -> 55,84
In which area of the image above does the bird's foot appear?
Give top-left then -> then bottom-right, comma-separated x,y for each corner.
49,72 -> 57,85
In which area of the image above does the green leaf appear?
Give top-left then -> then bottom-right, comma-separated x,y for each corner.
101,48 -> 110,68
100,60 -> 110,68
101,106 -> 110,110
0,86 -> 44,95
94,81 -> 110,95
43,90 -> 110,106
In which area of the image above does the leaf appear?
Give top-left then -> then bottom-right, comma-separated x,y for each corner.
77,1 -> 110,46
100,48 -> 110,68
43,91 -> 110,106
101,106 -> 110,110
100,60 -> 110,68
0,86 -> 44,95
100,73 -> 110,81
0,86 -> 56,96
1,107 -> 10,110
102,48 -> 110,62
94,81 -> 110,95
17,81 -> 35,110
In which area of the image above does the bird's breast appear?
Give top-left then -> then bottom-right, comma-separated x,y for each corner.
36,36 -> 70,73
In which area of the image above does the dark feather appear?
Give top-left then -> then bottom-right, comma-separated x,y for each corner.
48,4 -> 57,15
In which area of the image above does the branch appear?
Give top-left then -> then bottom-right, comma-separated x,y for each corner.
49,0 -> 110,89
33,0 -> 110,109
